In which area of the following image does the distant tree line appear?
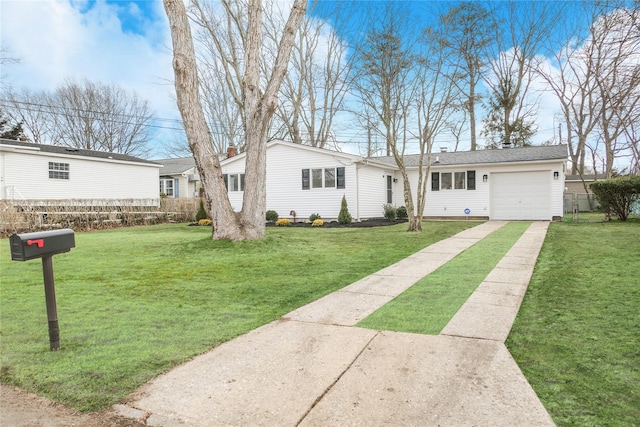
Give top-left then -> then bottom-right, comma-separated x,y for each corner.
1,78 -> 154,157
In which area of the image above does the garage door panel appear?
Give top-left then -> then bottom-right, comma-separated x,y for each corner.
490,172 -> 550,220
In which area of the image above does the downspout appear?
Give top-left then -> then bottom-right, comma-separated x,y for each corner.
355,163 -> 360,221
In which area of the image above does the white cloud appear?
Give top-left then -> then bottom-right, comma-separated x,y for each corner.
1,0 -> 180,155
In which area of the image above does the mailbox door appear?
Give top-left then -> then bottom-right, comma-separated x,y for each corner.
9,229 -> 75,261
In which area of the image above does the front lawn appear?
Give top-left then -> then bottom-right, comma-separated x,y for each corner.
507,219 -> 640,426
0,221 -> 476,411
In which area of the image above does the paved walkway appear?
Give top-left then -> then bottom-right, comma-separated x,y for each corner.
116,221 -> 553,426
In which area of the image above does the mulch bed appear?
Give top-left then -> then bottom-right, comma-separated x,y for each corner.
269,218 -> 408,228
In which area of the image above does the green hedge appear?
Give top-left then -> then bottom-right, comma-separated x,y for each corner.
590,176 -> 640,221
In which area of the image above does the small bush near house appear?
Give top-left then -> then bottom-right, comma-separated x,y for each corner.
266,210 -> 279,223
309,213 -> 322,222
383,204 -> 397,221
312,219 -> 324,227
275,218 -> 291,226
590,176 -> 640,221
338,195 -> 352,224
198,219 -> 212,226
396,206 -> 408,220
195,199 -> 208,222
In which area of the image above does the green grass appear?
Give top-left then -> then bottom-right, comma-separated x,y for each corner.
0,221 -> 477,411
506,219 -> 640,426
357,221 -> 531,334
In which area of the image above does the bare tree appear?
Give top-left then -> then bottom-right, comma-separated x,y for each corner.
2,80 -> 153,156
46,78 -> 154,157
537,2 -> 640,180
190,0 -> 247,154
437,2 -> 495,151
482,1 -> 565,149
164,0 -> 307,241
0,46 -> 20,91
590,7 -> 640,178
1,88 -> 54,144
275,9 -> 351,148
354,3 -> 457,232
353,3 -> 417,158
407,28 -> 460,232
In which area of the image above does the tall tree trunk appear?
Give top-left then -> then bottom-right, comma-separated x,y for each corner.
165,0 -> 306,241
164,0 -> 240,240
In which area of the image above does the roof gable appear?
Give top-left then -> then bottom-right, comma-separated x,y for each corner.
220,139 -> 365,166
155,157 -> 197,175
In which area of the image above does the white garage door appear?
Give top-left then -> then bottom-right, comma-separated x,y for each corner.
490,171 -> 551,220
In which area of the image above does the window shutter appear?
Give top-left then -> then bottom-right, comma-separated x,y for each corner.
302,169 -> 310,190
431,172 -> 439,191
336,167 -> 345,189
240,174 -> 245,191
467,170 -> 476,190
223,174 -> 228,191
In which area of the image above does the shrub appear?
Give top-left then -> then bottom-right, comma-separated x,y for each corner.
195,199 -> 208,222
266,210 -> 279,223
590,176 -> 640,221
198,219 -> 212,226
383,204 -> 396,221
396,206 -> 408,220
309,213 -> 322,222
338,195 -> 352,224
275,218 -> 291,227
312,219 -> 324,227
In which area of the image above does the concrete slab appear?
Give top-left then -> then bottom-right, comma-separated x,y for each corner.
374,255 -> 454,277
127,320 -> 378,427
484,266 -> 534,285
284,291 -> 394,326
300,332 -> 554,427
452,220 -> 508,239
441,302 -> 520,341
475,281 -> 529,298
340,273 -> 421,296
465,289 -> 524,308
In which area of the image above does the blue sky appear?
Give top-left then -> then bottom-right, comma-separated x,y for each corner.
0,0 -> 610,159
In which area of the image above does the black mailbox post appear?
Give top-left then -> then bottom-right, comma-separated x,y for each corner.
9,229 -> 75,350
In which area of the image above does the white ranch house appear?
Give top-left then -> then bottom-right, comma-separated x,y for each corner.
219,140 -> 568,221
0,139 -> 161,202
155,156 -> 201,199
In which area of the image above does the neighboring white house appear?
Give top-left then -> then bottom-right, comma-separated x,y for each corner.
218,140 -> 568,221
155,156 -> 201,198
0,139 -> 162,202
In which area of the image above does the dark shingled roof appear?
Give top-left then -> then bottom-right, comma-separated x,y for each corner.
0,139 -> 160,165
370,144 -> 568,167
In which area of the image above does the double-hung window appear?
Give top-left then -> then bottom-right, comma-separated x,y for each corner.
431,170 -> 476,191
223,173 -> 245,192
49,162 -> 69,180
302,167 -> 345,190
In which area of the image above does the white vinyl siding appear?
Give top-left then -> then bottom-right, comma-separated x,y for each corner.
222,142 -> 359,220
1,150 -> 159,200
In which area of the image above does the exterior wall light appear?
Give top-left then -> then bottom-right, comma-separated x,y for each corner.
554,171 -> 559,180
482,174 -> 488,182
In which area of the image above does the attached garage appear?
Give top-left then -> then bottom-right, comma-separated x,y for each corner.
490,171 -> 551,220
